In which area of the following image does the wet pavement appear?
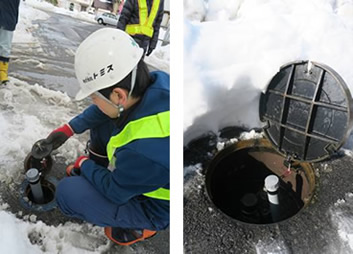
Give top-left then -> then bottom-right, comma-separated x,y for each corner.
10,12 -> 102,98
184,128 -> 353,254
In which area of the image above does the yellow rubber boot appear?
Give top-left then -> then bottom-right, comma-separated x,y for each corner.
0,61 -> 9,84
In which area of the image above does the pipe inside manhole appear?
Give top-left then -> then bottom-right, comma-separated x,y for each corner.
205,138 -> 315,224
25,179 -> 55,205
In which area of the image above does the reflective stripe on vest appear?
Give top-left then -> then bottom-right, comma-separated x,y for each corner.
106,111 -> 170,200
125,0 -> 160,38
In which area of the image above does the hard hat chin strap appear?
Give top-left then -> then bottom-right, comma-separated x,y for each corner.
93,91 -> 124,116
128,66 -> 137,98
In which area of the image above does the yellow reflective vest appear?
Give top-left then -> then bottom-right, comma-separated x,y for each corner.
106,111 -> 170,201
125,0 -> 161,38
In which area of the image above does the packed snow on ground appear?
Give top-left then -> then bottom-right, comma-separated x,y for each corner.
0,209 -> 109,253
0,1 -> 170,253
331,193 -> 353,252
255,238 -> 290,254
184,0 -> 353,145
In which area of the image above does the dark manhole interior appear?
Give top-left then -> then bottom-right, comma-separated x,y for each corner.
206,139 -> 315,224
25,179 -> 56,205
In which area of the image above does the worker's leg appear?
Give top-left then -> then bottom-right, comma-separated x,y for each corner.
56,176 -> 155,230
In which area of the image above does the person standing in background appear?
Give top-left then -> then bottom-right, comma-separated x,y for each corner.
0,0 -> 20,84
117,0 -> 164,57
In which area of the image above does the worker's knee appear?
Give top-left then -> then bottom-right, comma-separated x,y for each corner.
56,176 -> 87,216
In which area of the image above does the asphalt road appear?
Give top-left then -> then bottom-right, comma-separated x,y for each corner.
10,12 -> 101,98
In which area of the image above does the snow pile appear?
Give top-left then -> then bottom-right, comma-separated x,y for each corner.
184,0 -> 353,144
146,45 -> 170,73
184,0 -> 206,21
331,193 -> 353,252
206,0 -> 243,21
0,210 -> 109,253
0,79 -> 85,185
0,211 -> 40,254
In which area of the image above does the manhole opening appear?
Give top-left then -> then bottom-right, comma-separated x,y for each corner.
206,139 -> 315,225
25,179 -> 56,205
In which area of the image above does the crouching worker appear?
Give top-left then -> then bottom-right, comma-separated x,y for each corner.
44,28 -> 169,246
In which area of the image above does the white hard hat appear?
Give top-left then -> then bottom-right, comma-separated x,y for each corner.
74,28 -> 144,100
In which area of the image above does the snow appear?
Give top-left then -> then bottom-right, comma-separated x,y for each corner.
0,0 -> 170,253
255,238 -> 290,254
146,44 -> 170,73
331,193 -> 353,252
0,209 -> 109,253
0,211 -> 40,254
184,0 -> 353,144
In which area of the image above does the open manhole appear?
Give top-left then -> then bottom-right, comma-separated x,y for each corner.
206,139 -> 315,224
205,61 -> 353,224
19,139 -> 57,212
20,176 -> 58,212
25,179 -> 56,205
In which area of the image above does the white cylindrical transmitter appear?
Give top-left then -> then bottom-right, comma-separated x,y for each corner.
264,175 -> 280,205
26,168 -> 44,204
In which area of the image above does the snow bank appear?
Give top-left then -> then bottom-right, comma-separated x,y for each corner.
0,210 -> 109,253
184,0 -> 206,22
184,0 -> 353,144
146,45 -> 170,73
0,79 -> 85,184
0,211 -> 40,254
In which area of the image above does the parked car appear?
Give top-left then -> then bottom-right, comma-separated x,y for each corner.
95,13 -> 119,26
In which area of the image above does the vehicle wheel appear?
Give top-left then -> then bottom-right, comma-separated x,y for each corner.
98,19 -> 103,25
